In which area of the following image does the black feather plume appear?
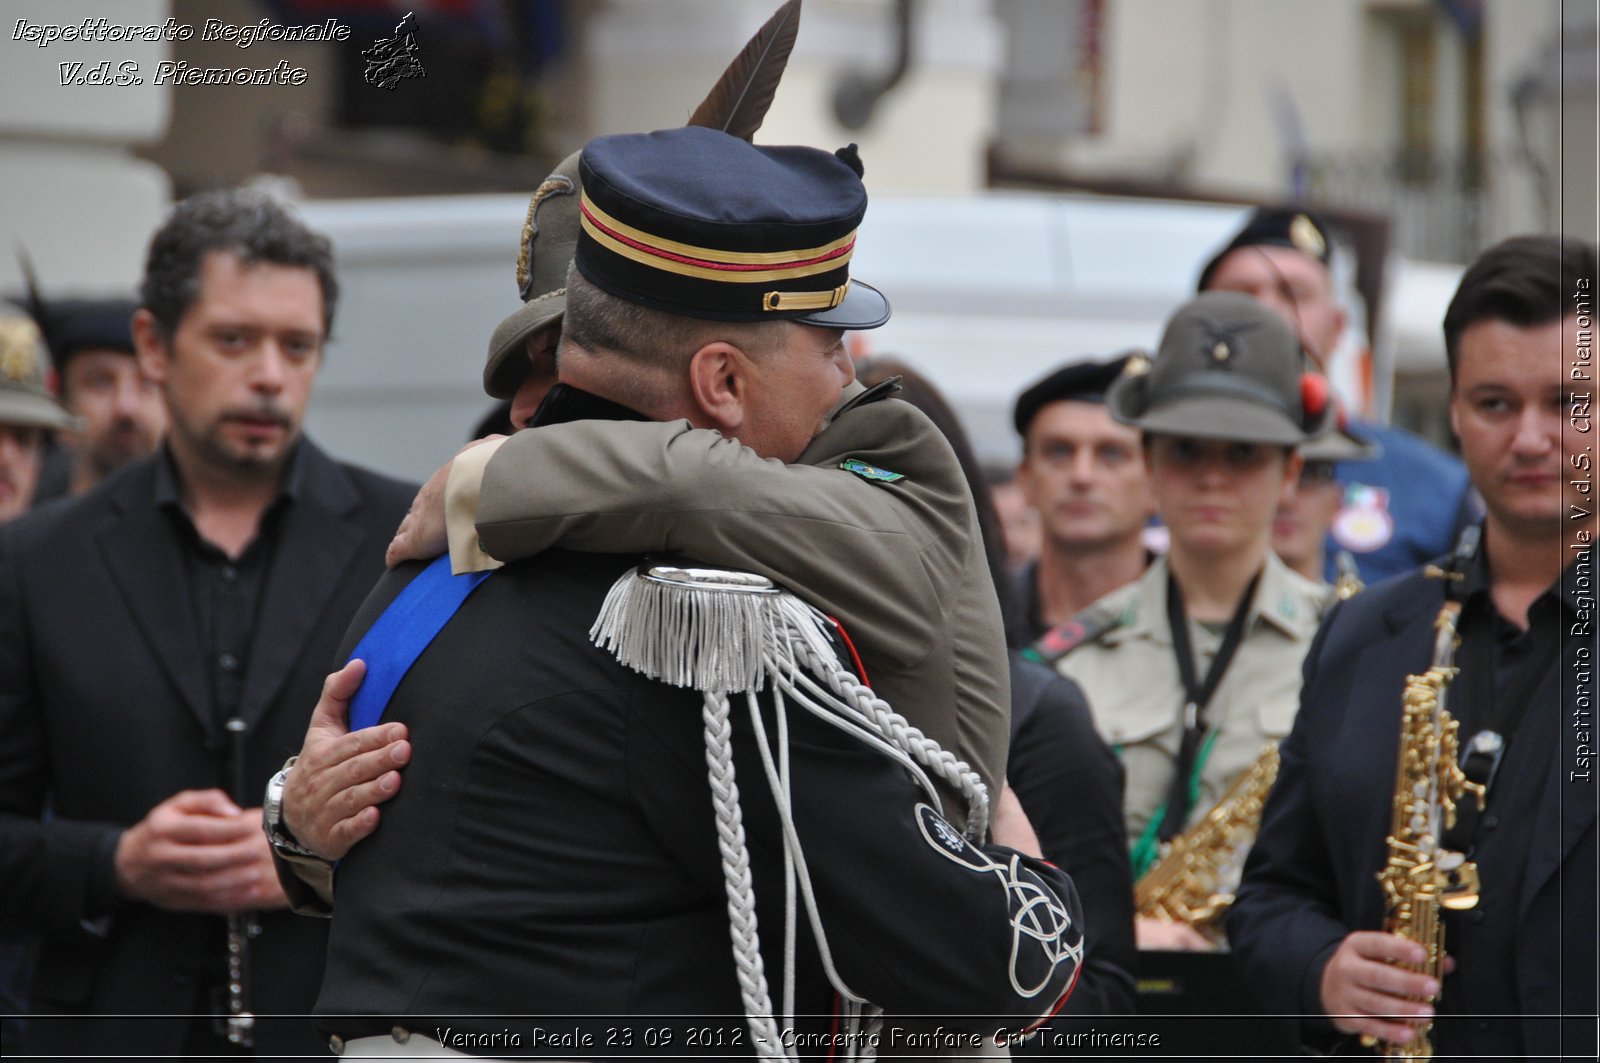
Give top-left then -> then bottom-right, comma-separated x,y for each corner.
686,0 -> 801,141
15,249 -> 57,354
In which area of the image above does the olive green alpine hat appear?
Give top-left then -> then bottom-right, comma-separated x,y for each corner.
1107,291 -> 1333,445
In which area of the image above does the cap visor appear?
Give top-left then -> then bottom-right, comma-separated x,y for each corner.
1133,396 -> 1308,445
0,391 -> 79,431
793,278 -> 890,330
484,291 -> 565,399
1301,427 -> 1381,462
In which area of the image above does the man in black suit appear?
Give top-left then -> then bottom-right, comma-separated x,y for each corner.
0,189 -> 414,1057
1229,235 -> 1598,1059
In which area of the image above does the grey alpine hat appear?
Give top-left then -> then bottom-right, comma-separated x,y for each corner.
483,150 -> 582,399
1107,291 -> 1332,445
0,306 -> 78,431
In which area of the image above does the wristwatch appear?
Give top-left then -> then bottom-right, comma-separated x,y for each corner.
263,757 -> 323,859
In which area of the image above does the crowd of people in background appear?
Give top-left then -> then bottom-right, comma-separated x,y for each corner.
0,32 -> 1592,1057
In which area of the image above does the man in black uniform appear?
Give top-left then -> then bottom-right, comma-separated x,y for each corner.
308,128 -> 1083,1057
1229,234 -> 1598,1059
1009,355 -> 1155,645
1198,207 -> 1478,583
23,293 -> 166,502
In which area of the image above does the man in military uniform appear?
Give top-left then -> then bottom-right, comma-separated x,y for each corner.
1010,355 -> 1156,646
0,305 -> 75,1042
0,306 -> 75,524
22,294 -> 166,502
1230,235 -> 1596,1059
1032,292 -> 1332,954
279,186 -> 1012,884
1271,418 -> 1378,588
289,127 -> 1081,1056
1198,207 -> 1478,582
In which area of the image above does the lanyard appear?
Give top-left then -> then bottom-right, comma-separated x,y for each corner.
1156,568 -> 1260,842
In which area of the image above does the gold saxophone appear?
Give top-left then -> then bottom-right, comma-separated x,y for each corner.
1364,599 -> 1486,1060
1134,742 -> 1281,943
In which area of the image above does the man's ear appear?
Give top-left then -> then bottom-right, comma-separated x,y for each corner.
687,341 -> 751,434
130,308 -> 170,384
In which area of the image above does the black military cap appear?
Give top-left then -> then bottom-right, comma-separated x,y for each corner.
1012,354 -> 1134,439
575,127 -> 890,328
1107,292 -> 1332,445
1196,207 -> 1333,292
32,297 -> 138,373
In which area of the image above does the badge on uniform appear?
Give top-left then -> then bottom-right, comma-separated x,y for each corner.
916,803 -> 993,872
1332,483 -> 1395,553
840,457 -> 904,483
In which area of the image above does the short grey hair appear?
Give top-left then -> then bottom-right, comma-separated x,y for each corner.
561,265 -> 791,371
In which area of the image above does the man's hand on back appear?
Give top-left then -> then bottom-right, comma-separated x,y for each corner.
281,660 -> 411,861
387,436 -> 504,568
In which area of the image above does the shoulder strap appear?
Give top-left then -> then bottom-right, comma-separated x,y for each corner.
347,555 -> 494,731
1025,602 -> 1123,668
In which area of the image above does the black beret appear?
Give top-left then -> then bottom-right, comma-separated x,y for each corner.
33,297 -> 138,372
1012,354 -> 1133,438
575,127 -> 889,329
1196,207 -> 1333,292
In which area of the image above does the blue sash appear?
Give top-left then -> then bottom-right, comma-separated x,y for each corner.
347,555 -> 493,731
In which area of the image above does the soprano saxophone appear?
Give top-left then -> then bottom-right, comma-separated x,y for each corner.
1364,599 -> 1485,1060
1134,743 -> 1281,943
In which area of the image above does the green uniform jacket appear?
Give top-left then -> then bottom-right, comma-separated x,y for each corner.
469,381 -> 1010,824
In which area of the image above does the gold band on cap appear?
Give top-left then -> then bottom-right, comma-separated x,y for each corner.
579,192 -> 855,284
762,284 -> 849,312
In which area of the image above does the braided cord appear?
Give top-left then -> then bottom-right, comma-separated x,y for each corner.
780,647 -> 990,840
702,689 -> 789,1061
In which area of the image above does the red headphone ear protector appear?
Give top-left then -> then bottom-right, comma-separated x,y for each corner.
1299,372 -> 1329,430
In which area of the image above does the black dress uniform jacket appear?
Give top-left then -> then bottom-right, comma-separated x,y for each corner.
1228,550 -> 1597,1059
315,549 -> 1084,1053
0,442 -> 414,1057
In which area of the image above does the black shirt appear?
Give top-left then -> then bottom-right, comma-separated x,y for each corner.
1437,541 -> 1585,1057
154,446 -> 302,740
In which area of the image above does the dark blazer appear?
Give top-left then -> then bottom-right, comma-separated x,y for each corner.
1006,653 -> 1136,1028
1228,562 -> 1597,1059
0,441 -> 413,1058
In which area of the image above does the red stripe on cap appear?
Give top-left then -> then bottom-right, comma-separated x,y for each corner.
581,201 -> 854,275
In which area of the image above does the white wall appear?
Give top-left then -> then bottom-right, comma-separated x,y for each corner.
0,0 -> 173,295
584,0 -> 1002,194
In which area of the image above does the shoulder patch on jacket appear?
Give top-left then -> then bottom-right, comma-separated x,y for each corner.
840,457 -> 904,483
1026,602 -> 1124,667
